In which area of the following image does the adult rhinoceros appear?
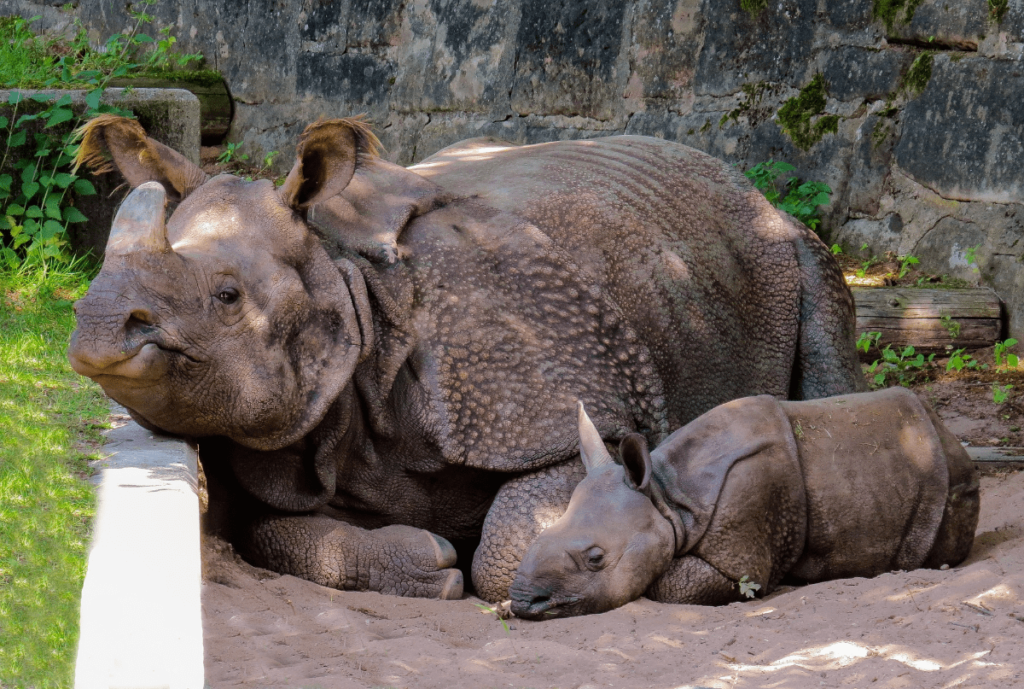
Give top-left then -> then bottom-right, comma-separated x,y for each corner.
68,115 -> 864,601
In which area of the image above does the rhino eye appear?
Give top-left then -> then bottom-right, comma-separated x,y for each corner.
584,546 -> 606,571
216,288 -> 239,305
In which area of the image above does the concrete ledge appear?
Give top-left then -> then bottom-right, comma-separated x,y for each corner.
75,404 -> 204,689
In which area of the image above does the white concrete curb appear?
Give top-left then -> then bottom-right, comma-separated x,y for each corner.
75,405 -> 204,689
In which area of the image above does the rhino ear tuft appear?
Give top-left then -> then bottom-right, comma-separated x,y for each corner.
74,114 -> 207,202
280,117 -> 381,211
577,401 -> 614,472
619,434 -> 652,491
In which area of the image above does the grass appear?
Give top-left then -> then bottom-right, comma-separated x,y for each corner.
0,258 -> 107,687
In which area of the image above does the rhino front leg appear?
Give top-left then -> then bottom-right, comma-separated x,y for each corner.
472,460 -> 587,602
243,514 -> 464,599
646,555 -> 743,606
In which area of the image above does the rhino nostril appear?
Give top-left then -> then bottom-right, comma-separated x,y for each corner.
128,308 -> 156,326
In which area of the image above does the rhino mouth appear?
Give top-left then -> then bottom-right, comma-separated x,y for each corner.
508,590 -> 583,620
68,334 -> 200,382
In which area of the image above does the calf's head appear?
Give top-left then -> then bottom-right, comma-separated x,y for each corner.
67,116 -> 376,450
509,403 -> 675,619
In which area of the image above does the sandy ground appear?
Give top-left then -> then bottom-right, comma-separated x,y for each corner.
201,461 -> 1023,689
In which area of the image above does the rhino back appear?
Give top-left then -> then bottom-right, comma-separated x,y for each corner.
412,137 -> 806,453
782,388 -> 951,581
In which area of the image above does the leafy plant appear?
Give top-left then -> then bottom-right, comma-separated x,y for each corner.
738,575 -> 761,599
856,254 -> 881,279
946,348 -> 986,373
740,0 -> 769,20
995,338 -> 1019,369
863,339 -> 936,388
897,254 -> 919,279
857,330 -> 882,354
993,384 -> 1013,405
744,160 -> 833,232
965,244 -> 981,274
940,314 -> 961,340
988,0 -> 1009,23
217,141 -> 249,165
0,4 -> 203,271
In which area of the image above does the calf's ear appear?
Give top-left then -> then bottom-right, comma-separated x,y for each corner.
279,118 -> 381,211
619,434 -> 652,491
75,115 -> 208,202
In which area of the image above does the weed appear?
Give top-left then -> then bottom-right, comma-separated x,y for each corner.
994,338 -> 1019,369
738,575 -> 761,599
744,160 -> 832,232
940,314 -> 961,340
897,254 -> 919,279
777,73 -> 840,151
946,348 -> 987,373
830,243 -> 842,255
792,420 -> 804,439
965,244 -> 981,274
0,5 -> 205,271
989,0 -> 1009,22
864,341 -> 936,388
856,254 -> 882,279
474,601 -> 516,654
993,384 -> 1014,405
857,330 -> 882,354
217,141 -> 249,165
740,0 -> 768,20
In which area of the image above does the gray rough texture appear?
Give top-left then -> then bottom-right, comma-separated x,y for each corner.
509,388 -> 980,618
66,117 -> 864,600
7,0 -> 1022,337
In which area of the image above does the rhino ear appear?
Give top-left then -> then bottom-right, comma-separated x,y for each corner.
619,434 -> 652,492
279,118 -> 381,211
75,115 -> 207,202
577,402 -> 615,472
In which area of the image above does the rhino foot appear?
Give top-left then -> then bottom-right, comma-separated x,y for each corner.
244,515 -> 463,600
365,525 -> 464,600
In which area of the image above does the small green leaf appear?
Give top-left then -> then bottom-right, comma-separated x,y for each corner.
7,129 -> 26,147
0,116 -> 8,129
25,205 -> 43,218
46,108 -> 75,128
52,173 -> 74,189
63,206 -> 88,223
6,204 -> 24,216
85,89 -> 102,111
41,219 -> 64,240
45,198 -> 62,220
22,181 -> 40,199
73,179 -> 97,196
0,175 -> 12,192
30,93 -> 55,103
7,91 -> 23,105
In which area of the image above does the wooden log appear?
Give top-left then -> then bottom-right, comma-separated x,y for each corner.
852,287 -> 1001,351
109,75 -> 232,145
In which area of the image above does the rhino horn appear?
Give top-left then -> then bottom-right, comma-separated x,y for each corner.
577,401 -> 614,472
105,181 -> 170,256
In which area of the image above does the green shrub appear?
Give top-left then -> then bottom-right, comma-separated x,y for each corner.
744,160 -> 832,232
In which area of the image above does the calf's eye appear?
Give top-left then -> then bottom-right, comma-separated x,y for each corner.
216,288 -> 239,305
585,546 -> 606,570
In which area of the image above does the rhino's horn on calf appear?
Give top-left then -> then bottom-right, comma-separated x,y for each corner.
577,402 -> 614,471
105,181 -> 171,255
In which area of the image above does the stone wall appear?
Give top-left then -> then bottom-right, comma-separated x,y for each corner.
5,0 -> 1024,336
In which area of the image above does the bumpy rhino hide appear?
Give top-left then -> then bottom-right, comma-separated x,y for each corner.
650,387 -> 975,593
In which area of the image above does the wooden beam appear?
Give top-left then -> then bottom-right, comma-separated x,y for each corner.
852,287 -> 1002,351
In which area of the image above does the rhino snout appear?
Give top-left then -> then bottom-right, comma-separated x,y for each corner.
508,581 -> 581,620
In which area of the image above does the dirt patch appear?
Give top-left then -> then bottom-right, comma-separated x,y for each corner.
201,367 -> 1024,689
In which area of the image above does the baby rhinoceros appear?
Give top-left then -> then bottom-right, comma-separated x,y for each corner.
510,387 -> 980,619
